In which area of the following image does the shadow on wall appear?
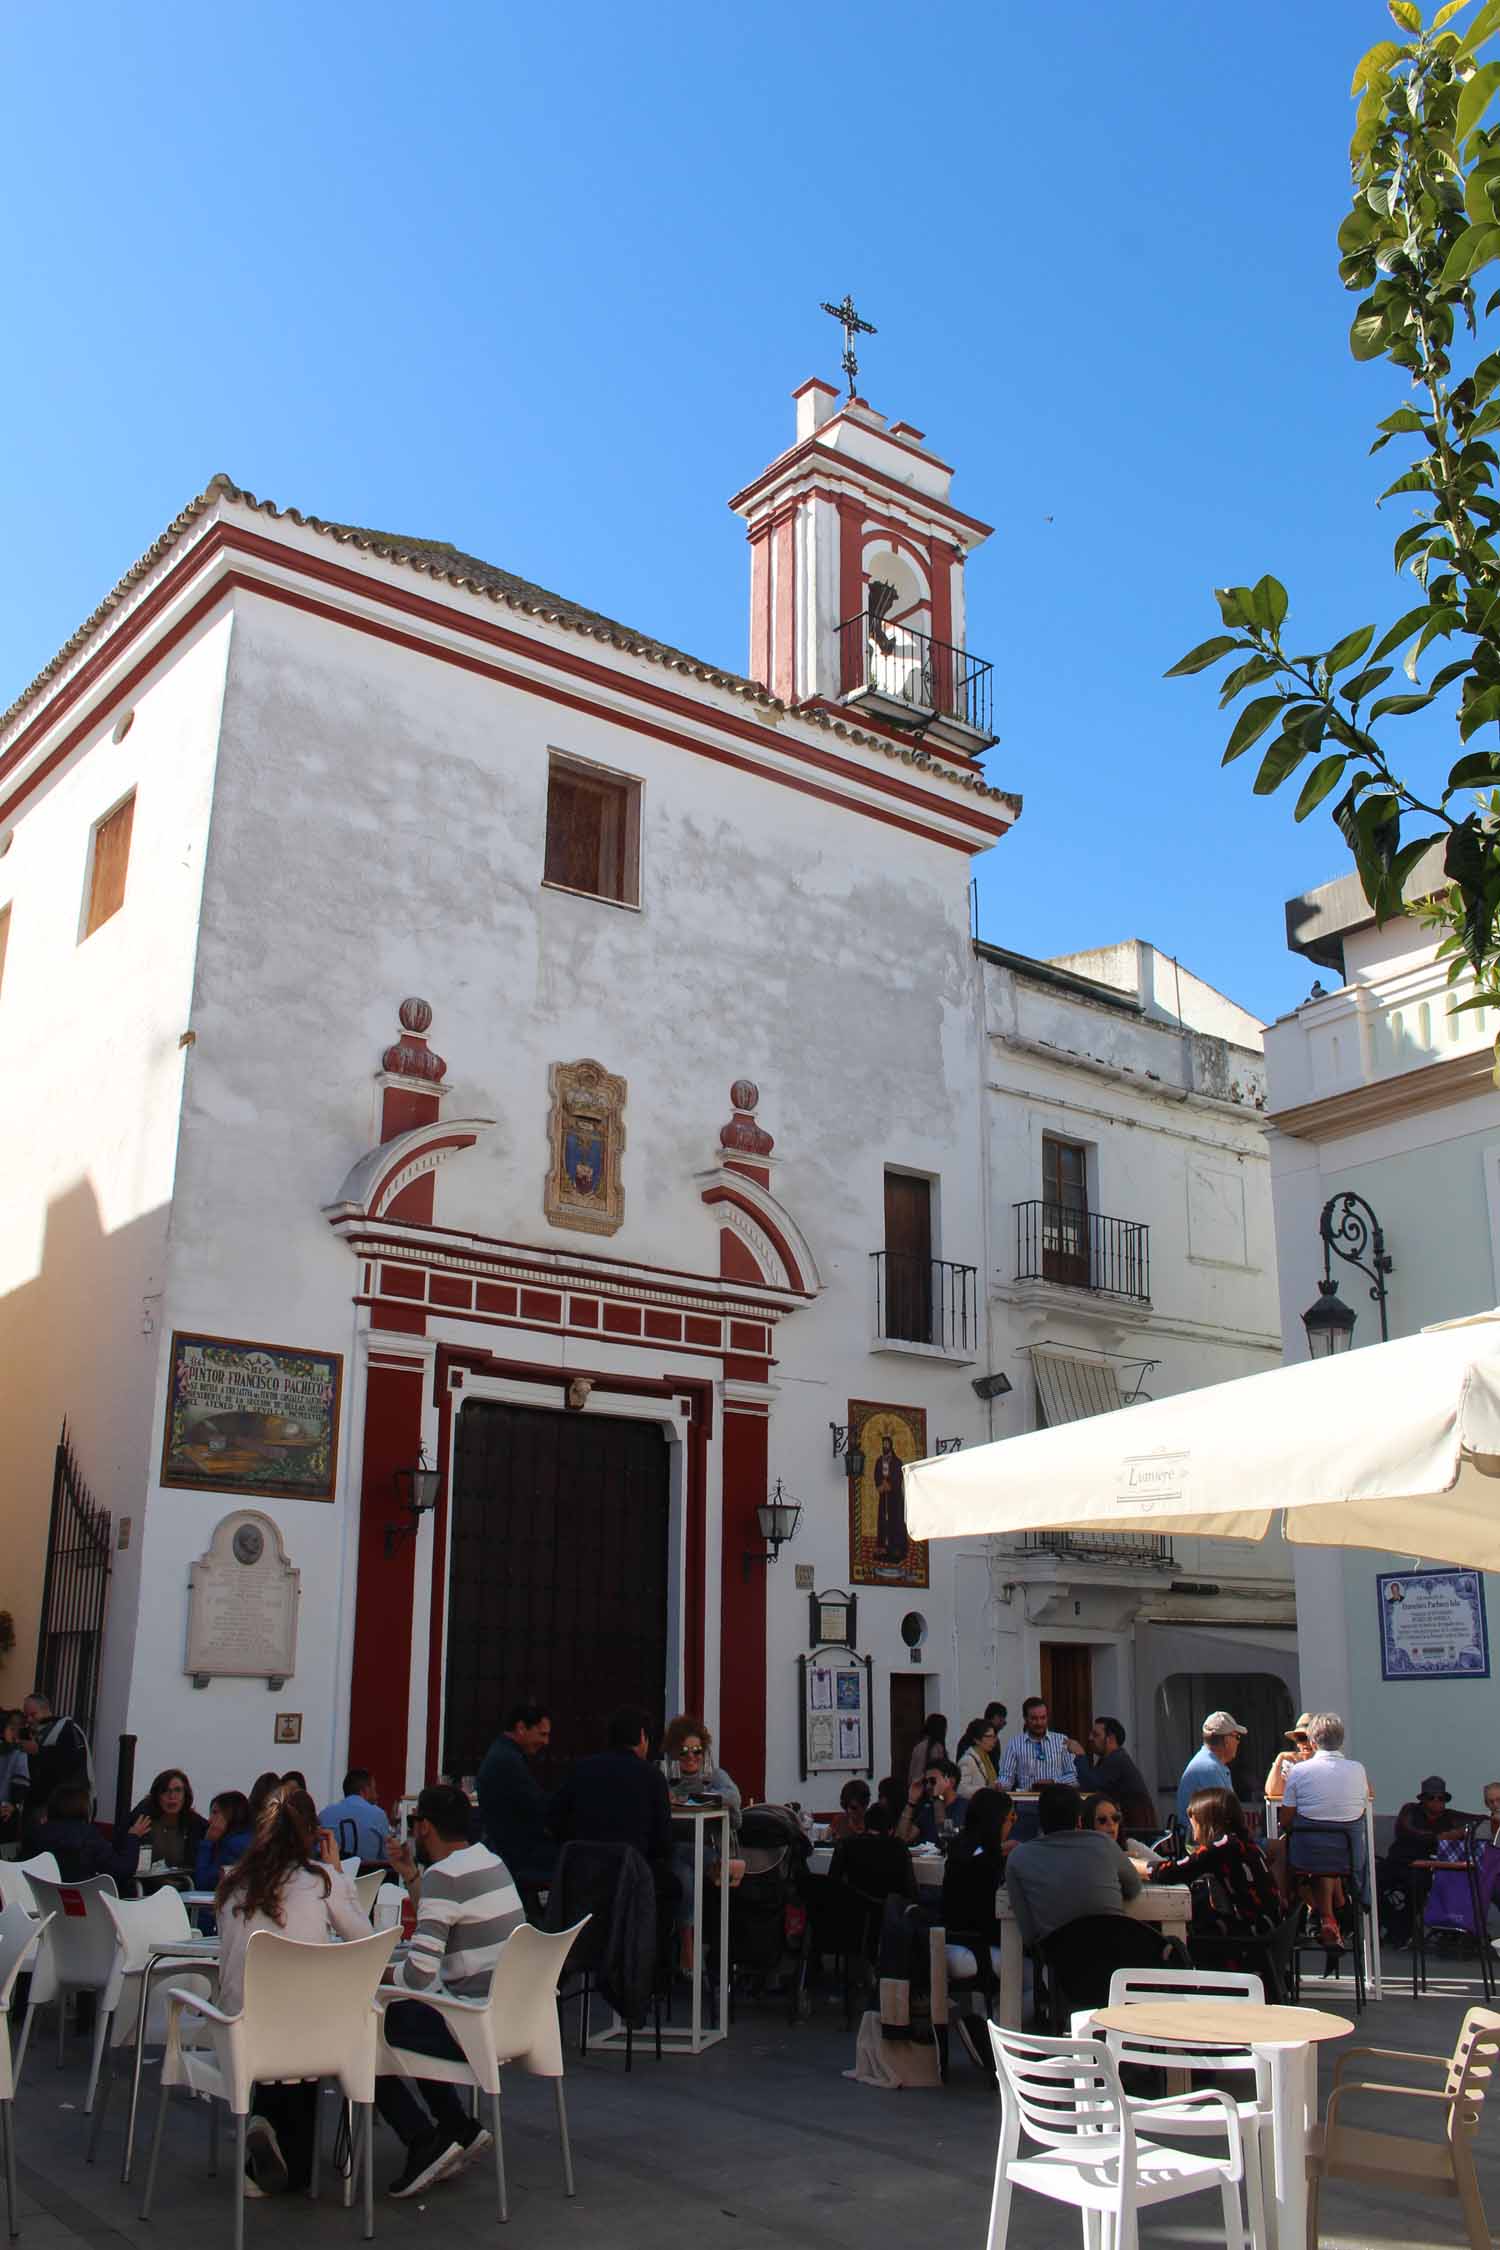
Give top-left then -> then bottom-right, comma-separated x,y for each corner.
0,1176 -> 170,1707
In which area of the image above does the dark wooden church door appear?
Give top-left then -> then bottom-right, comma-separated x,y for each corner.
441,1400 -> 671,1785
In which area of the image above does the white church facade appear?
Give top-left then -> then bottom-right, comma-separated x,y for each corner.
0,379 -> 1290,1816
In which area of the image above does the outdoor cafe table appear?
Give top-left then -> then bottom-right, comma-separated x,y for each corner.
590,1804 -> 731,2058
1090,1998 -> 1352,2250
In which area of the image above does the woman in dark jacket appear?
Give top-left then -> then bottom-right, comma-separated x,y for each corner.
35,1783 -> 143,1886
193,1790 -> 254,1888
941,1788 -> 1014,1971
119,1768 -> 206,1870
1148,1787 -> 1279,1937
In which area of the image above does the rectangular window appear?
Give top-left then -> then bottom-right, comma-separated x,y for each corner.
882,1170 -> 934,1343
83,793 -> 135,939
543,755 -> 640,907
0,903 -> 9,997
1041,1135 -> 1090,1287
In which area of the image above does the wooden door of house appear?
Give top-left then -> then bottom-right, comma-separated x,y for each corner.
884,1172 -> 933,1343
1040,1644 -> 1093,1748
889,1673 -> 930,1792
441,1400 -> 670,1785
1041,1137 -> 1091,1288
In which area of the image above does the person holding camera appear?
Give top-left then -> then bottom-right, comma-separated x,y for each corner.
895,1759 -> 969,1846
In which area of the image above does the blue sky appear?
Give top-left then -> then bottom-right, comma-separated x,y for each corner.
0,2 -> 1444,1023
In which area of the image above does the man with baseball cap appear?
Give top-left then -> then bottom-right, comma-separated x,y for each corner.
1175,1709 -> 1246,1825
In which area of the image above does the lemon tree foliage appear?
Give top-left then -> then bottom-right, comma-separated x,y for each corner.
1170,0 -> 1500,1006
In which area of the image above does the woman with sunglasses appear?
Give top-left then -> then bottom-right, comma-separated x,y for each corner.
661,1715 -> 743,1972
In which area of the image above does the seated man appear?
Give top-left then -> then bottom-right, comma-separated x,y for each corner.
1379,1771 -> 1474,1946
550,1706 -> 674,1874
998,1698 -> 1081,1792
895,1759 -> 968,1846
1073,1716 -> 1157,1833
317,1766 -> 391,1866
831,1799 -> 916,1903
1176,1710 -> 1246,1825
377,1783 -> 526,2199
1003,1781 -> 1142,1947
475,1702 -> 556,1889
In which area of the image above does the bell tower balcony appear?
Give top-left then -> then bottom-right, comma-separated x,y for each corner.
837,609 -> 995,749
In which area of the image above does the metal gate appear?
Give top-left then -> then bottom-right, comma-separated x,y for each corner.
441,1399 -> 670,1783
35,1424 -> 112,1739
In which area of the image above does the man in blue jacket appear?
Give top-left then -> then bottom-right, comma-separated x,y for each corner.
1175,1710 -> 1246,1824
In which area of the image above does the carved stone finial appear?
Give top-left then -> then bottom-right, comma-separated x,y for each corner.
720,1079 -> 774,1158
383,997 -> 446,1083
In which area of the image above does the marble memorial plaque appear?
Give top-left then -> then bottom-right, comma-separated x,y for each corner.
185,1510 -> 300,1682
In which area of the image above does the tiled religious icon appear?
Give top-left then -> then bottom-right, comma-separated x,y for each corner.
544,1058 -> 627,1235
847,1398 -> 929,1588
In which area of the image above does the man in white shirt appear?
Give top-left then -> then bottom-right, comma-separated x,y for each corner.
997,1698 -> 1080,1790
1280,1712 -> 1370,1943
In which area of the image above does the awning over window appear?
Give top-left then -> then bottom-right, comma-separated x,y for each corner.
1033,1349 -> 1123,1427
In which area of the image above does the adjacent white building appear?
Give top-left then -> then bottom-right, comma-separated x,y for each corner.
1265,854 -> 1500,1805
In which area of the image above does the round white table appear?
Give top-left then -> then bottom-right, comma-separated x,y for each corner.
1091,1998 -> 1352,2250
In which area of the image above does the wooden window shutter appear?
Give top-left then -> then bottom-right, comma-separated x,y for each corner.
85,795 -> 135,937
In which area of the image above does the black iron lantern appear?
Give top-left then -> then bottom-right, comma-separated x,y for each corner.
745,1478 -> 802,1576
1302,1191 -> 1391,1360
1301,1276 -> 1358,1359
385,1449 -> 442,1556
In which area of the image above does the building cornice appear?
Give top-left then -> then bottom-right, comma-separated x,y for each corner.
1267,1046 -> 1496,1142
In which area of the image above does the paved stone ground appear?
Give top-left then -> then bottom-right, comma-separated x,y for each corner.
7,1950 -> 1500,2249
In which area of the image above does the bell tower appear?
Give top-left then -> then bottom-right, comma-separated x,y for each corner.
728,375 -> 996,754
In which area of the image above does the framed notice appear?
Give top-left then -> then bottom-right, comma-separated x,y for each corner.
161,1332 -> 343,1503
798,1651 -> 873,1778
1378,1568 -> 1490,1681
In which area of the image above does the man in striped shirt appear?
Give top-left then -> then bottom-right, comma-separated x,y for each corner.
997,1698 -> 1084,1791
376,1782 -> 525,2199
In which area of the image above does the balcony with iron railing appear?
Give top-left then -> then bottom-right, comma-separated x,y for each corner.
1016,1528 -> 1175,1565
871,1250 -> 979,1359
838,611 -> 995,743
1014,1201 -> 1150,1302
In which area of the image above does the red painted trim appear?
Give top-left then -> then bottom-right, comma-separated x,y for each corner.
718,1406 -> 769,1801
838,501 -> 863,692
699,1183 -> 807,1294
0,533 -> 1006,853
748,526 -> 770,690
791,377 -> 839,401
729,436 -> 988,537
929,539 -> 955,719
335,1215 -> 810,1308
863,527 -> 931,585
348,1361 -> 425,1793
890,422 -> 925,442
772,516 -> 795,704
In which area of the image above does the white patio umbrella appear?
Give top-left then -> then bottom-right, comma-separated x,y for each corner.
904,1310 -> 1500,1570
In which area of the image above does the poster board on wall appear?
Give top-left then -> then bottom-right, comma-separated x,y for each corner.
798,1651 -> 874,1779
161,1332 -> 343,1502
1377,1567 -> 1490,1681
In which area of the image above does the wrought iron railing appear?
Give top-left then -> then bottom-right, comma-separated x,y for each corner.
36,1423 -> 112,1743
1018,1529 -> 1175,1564
838,612 -> 994,737
1014,1201 -> 1150,1301
872,1250 -> 978,1354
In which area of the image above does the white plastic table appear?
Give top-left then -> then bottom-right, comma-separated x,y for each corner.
996,1885 -> 1192,2030
590,1806 -> 731,2057
1093,1997 -> 1352,2250
806,1845 -> 944,1886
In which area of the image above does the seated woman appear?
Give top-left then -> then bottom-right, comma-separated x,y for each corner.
830,1800 -> 916,1904
941,1788 -> 1014,1986
1084,1792 -> 1160,1868
194,1790 -> 254,1889
215,1788 -> 369,2195
119,1768 -> 206,1873
1148,1787 -> 1280,1943
956,1720 -> 1000,1799
33,1783 -> 144,1886
826,1778 -> 871,1841
661,1715 -> 743,1970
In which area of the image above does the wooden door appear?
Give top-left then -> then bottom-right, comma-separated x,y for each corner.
1040,1644 -> 1093,1748
883,1172 -> 933,1343
1041,1137 -> 1091,1288
889,1673 -> 930,1790
442,1400 -> 670,1784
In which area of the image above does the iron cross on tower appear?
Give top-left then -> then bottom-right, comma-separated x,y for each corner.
820,294 -> 876,400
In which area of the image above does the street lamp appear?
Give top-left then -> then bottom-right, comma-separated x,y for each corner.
385,1449 -> 442,1556
744,1479 -> 802,1577
1301,1191 -> 1392,1358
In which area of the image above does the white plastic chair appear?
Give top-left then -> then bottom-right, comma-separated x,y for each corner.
139,1924 -> 397,2250
1072,1965 -> 1272,2250
0,1857 -> 59,1920
0,1902 -> 52,2238
86,1889 -> 214,2163
374,1918 -> 588,2221
986,2022 -> 1246,2250
351,1870 -> 384,1919
13,1875 -> 118,2089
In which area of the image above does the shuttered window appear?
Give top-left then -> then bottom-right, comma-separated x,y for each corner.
543,757 -> 639,906
84,794 -> 135,938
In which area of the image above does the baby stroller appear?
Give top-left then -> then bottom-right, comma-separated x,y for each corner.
708,1804 -> 809,2002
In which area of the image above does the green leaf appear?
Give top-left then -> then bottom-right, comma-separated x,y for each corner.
1379,467 -> 1434,499
1218,653 -> 1281,703
1164,634 -> 1242,678
1221,695 -> 1284,765
1325,624 -> 1376,673
1460,680 -> 1500,735
1342,665 -> 1394,702
1351,303 -> 1391,359
1214,586 -> 1253,629
1250,573 -> 1289,631
1460,0 -> 1500,49
1434,0 -> 1468,25
1371,406 -> 1427,441
1439,220 -> 1500,285
1253,725 -> 1317,795
1368,690 -> 1438,718
1372,603 -> 1438,660
1447,750 -> 1500,788
1294,754 -> 1349,821
1457,59 -> 1500,143
1351,37 -> 1404,90
1388,0 -> 1421,26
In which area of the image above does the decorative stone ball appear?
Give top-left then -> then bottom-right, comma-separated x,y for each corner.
398,998 -> 433,1035
729,1078 -> 760,1113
